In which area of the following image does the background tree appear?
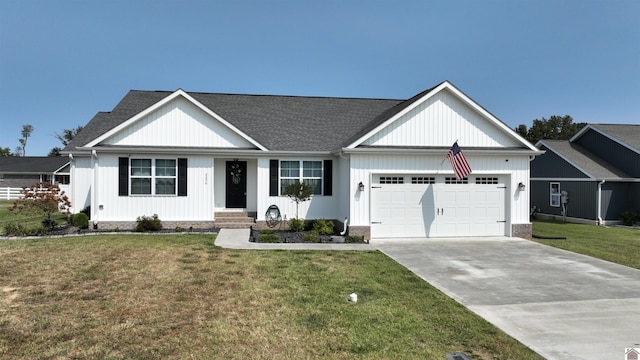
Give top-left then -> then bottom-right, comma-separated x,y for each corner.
17,124 -> 34,156
515,115 -> 586,144
8,182 -> 72,231
49,125 -> 84,156
0,147 -> 13,156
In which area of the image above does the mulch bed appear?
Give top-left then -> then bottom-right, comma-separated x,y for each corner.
250,228 -> 365,244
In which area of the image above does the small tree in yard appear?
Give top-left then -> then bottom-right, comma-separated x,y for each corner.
283,181 -> 314,231
9,182 -> 72,231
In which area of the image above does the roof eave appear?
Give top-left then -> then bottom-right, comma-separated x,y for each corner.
75,146 -> 333,157
338,147 -> 543,156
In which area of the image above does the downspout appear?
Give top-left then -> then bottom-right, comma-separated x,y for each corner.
68,154 -> 74,213
597,180 -> 605,226
91,150 -> 98,227
340,217 -> 349,236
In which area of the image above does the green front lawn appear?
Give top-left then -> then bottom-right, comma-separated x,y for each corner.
532,220 -> 640,270
0,234 -> 542,359
0,200 -> 69,234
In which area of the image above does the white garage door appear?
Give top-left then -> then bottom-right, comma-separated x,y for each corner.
371,175 -> 506,238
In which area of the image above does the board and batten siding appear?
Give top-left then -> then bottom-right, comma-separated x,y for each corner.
213,158 -> 257,211
93,154 -> 214,222
531,145 -> 589,178
349,153 -> 531,233
103,97 -> 254,149
575,130 -> 640,177
255,157 -> 339,222
363,90 -> 522,148
70,156 -> 92,213
530,180 -> 597,220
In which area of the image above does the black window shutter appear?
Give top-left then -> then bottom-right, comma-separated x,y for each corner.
178,158 -> 187,196
118,157 -> 129,196
269,159 -> 279,196
323,159 -> 332,196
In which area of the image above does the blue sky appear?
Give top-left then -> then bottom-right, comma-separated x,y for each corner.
1,0 -> 638,156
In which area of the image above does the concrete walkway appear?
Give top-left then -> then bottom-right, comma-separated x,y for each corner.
214,228 -> 376,250
372,237 -> 640,360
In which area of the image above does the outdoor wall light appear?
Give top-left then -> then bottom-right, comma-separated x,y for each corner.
518,182 -> 526,191
358,182 -> 365,192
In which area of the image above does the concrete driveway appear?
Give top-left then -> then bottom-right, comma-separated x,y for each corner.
371,237 -> 640,360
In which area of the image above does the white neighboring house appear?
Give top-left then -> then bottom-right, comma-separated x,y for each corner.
62,81 -> 541,239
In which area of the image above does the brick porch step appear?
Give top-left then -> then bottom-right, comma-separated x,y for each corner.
215,211 -> 255,229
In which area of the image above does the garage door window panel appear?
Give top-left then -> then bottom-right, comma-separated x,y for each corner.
445,177 -> 468,184
380,176 -> 404,184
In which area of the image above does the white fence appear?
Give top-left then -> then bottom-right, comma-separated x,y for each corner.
0,187 -> 24,200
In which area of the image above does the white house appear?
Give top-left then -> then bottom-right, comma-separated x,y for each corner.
62,81 -> 541,239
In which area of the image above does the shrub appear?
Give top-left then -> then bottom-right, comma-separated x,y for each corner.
258,233 -> 281,243
312,219 -> 334,235
72,213 -> 89,229
41,219 -> 57,229
80,206 -> 91,220
289,218 -> 305,232
175,226 -> 185,233
135,214 -> 163,232
260,229 -> 275,235
345,235 -> 364,243
302,233 -> 319,243
620,210 -> 638,226
4,222 -> 28,236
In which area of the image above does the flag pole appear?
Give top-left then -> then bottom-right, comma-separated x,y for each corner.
440,140 -> 459,165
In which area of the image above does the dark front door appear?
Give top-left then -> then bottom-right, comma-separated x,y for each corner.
226,161 -> 247,208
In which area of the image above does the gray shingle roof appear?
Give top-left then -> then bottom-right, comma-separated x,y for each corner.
589,124 -> 640,153
190,93 -> 403,151
539,140 -> 632,179
0,156 -> 70,173
64,90 -> 404,152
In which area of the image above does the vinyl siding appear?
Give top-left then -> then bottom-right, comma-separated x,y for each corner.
575,129 -> 640,177
104,97 -> 254,148
93,154 -> 214,222
213,158 -> 257,211
601,182 -> 640,220
531,145 -> 589,178
530,180 -> 597,220
71,156 -> 92,213
255,156 -> 339,221
363,89 -> 523,148
349,153 -> 531,230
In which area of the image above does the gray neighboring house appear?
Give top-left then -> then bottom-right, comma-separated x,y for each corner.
531,124 -> 640,225
0,156 -> 71,188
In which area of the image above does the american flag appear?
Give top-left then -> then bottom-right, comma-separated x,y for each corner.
447,141 -> 472,180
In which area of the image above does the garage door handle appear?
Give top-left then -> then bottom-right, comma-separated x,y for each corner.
372,221 -> 382,224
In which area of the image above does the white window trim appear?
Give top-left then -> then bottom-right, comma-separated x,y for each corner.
550,182 -> 560,207
279,160 -> 323,196
130,158 -> 177,196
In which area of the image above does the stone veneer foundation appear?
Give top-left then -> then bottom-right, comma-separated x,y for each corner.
95,221 -> 215,231
512,223 -> 532,238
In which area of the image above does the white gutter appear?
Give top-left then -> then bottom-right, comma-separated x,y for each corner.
338,147 -> 544,156
75,147 -> 331,157
597,180 -> 605,226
